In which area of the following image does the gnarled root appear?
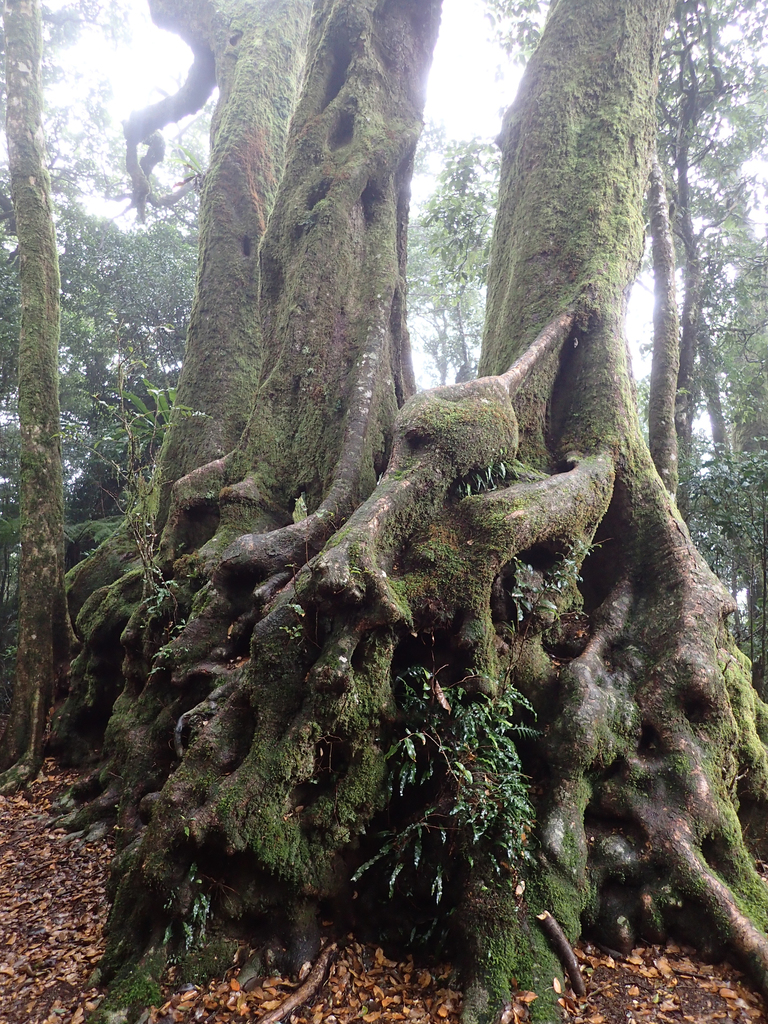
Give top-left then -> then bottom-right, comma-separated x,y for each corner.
536,912 -> 585,997
84,314 -> 768,1023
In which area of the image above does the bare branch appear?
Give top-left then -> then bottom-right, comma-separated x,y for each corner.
123,45 -> 215,219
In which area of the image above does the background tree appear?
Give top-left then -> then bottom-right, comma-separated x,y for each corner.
0,247 -> 19,717
646,0 -> 768,684
0,0 -> 206,725
654,0 -> 768,495
0,0 -> 69,792
409,132 -> 499,385
647,148 -> 680,497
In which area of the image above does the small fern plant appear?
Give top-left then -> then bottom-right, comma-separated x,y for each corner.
353,665 -> 537,905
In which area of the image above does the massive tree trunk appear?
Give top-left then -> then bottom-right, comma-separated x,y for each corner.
56,1 -> 768,1022
51,0 -> 312,761
0,0 -> 69,793
148,0 -> 313,510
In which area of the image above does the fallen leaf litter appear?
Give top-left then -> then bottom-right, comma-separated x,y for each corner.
0,764 -> 110,1024
1,762 -> 766,1024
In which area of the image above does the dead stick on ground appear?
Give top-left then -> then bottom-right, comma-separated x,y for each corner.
536,911 -> 586,997
258,943 -> 338,1024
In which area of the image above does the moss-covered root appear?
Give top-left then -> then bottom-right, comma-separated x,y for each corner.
651,819 -> 768,994
90,951 -> 164,1024
211,335 -> 552,606
0,756 -> 40,797
458,875 -> 564,1024
96,602 -> 396,975
532,466 -> 768,998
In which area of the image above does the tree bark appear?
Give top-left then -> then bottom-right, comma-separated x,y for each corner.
52,0 -> 313,757
699,328 -> 728,450
648,149 -> 679,497
149,0 -> 313,523
56,2 -> 768,1022
674,153 -> 701,456
0,0 -> 69,792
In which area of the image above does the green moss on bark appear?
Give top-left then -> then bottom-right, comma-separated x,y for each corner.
0,0 -> 69,788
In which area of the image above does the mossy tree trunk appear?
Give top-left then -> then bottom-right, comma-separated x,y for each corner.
134,0 -> 315,523
56,1 -> 768,1022
648,149 -> 679,498
53,0 -> 312,759
0,0 -> 69,794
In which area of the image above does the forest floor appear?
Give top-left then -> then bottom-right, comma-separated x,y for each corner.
0,762 -> 767,1024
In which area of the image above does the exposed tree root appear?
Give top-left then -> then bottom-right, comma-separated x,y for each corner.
59,298 -> 768,1024
536,913 -> 585,997
0,757 -> 39,798
258,943 -> 338,1024
53,3 -> 768,1022
52,293 -> 768,1024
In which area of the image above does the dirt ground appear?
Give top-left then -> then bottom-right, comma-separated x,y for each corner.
0,762 -> 765,1024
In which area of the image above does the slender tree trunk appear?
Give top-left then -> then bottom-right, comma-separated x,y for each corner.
0,0 -> 68,792
648,150 -> 679,496
699,328 -> 728,450
673,135 -> 701,517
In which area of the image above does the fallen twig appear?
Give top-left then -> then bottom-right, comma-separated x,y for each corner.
536,911 -> 586,997
257,942 -> 337,1023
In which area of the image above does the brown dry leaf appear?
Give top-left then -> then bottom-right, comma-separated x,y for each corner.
433,680 -> 451,712
676,958 -> 699,974
655,957 -> 674,978
719,987 -> 739,999
553,977 -> 562,994
627,986 -> 640,996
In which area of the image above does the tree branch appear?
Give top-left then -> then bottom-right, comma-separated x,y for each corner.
123,45 -> 215,219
